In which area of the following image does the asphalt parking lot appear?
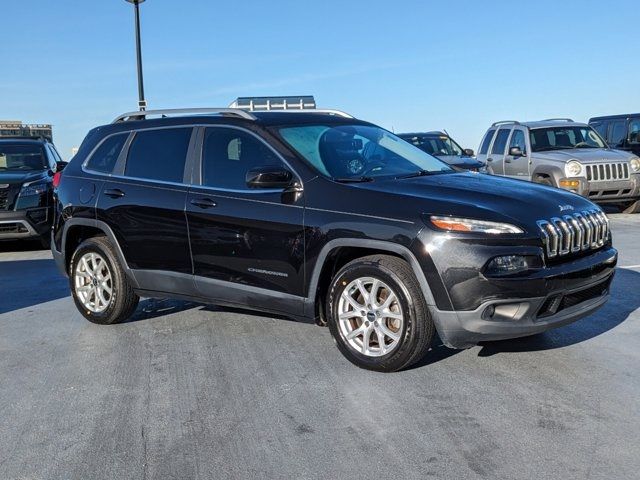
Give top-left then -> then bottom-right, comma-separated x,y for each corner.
0,214 -> 638,480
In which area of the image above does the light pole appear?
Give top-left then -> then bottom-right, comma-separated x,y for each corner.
125,0 -> 147,111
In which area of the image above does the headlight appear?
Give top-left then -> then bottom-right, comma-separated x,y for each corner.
630,157 -> 640,172
430,215 -> 523,234
19,182 -> 49,197
565,160 -> 582,177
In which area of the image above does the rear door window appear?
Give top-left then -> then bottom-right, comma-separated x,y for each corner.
125,128 -> 192,183
491,128 -> 511,155
86,133 -> 128,174
479,129 -> 496,154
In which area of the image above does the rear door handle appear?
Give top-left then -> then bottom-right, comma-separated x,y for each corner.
487,158 -> 493,162
190,197 -> 217,209
104,188 -> 125,198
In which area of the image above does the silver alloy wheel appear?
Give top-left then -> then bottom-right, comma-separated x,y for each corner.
74,252 -> 113,313
337,277 -> 404,357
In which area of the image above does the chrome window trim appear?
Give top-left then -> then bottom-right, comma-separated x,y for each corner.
81,131 -> 133,177
81,123 -> 303,193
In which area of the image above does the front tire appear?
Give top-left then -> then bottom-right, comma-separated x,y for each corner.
326,255 -> 434,372
69,236 -> 139,324
620,200 -> 640,214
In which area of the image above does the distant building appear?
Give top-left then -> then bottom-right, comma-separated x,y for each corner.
71,147 -> 79,157
0,121 -> 53,141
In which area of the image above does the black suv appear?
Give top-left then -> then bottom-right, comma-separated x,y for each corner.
52,107 -> 617,371
397,131 -> 485,172
0,137 -> 66,246
589,113 -> 640,157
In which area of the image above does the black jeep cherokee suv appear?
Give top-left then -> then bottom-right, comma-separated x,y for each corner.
1,137 -> 66,246
52,108 -> 617,371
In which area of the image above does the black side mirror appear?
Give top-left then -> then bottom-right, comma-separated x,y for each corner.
509,147 -> 525,157
463,148 -> 474,157
246,166 -> 293,189
56,161 -> 68,172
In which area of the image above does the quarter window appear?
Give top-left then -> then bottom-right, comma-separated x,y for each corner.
479,129 -> 496,154
491,129 -> 510,155
86,133 -> 129,174
201,128 -> 284,190
125,128 -> 192,183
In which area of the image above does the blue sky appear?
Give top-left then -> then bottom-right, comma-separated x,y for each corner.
1,0 -> 636,159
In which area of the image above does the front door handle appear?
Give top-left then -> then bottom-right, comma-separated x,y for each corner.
190,197 -> 217,209
487,158 -> 493,162
504,158 -> 512,163
104,188 -> 125,198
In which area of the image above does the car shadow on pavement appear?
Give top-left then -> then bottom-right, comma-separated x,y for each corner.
476,267 -> 639,356
123,298 -> 201,323
0,258 -> 70,315
0,240 -> 48,253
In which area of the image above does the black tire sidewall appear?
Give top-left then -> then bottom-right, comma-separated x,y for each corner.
69,238 -> 125,324
327,261 -> 420,371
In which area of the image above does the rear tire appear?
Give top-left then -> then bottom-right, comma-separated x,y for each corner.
326,255 -> 434,372
69,236 -> 139,325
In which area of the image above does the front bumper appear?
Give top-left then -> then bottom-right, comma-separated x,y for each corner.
0,208 -> 52,240
559,175 -> 640,203
430,248 -> 617,348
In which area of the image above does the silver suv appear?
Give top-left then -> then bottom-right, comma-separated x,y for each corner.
477,119 -> 640,212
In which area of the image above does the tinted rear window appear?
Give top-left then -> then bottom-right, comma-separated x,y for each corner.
491,129 -> 510,155
86,133 -> 128,174
479,129 -> 495,154
125,128 -> 192,183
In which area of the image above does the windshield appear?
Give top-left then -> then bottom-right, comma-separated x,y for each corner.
404,134 -> 464,157
0,144 -> 47,171
530,126 -> 607,152
277,124 -> 453,179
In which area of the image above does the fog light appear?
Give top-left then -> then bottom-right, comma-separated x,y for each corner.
485,255 -> 528,275
560,179 -> 580,188
482,305 -> 495,319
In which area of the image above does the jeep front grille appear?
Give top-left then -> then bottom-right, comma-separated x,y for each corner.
537,210 -> 609,258
585,163 -> 630,182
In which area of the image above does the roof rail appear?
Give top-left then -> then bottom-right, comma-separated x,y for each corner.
112,108 -> 257,124
258,109 -> 354,118
540,118 -> 574,122
491,120 -> 520,127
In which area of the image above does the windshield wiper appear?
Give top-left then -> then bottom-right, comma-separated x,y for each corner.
332,176 -> 374,183
396,170 -> 447,179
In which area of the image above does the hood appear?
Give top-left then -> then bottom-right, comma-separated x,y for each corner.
354,173 -> 597,232
533,148 -> 635,163
0,170 -> 49,186
434,155 -> 484,169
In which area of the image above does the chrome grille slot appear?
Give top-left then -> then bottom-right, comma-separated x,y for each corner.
586,162 -> 631,182
538,209 -> 608,258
